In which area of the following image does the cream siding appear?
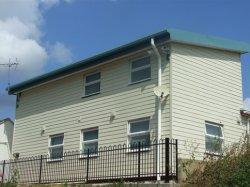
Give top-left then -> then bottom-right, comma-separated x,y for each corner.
13,48 -> 171,157
170,43 -> 245,159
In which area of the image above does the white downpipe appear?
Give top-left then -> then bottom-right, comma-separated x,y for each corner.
247,119 -> 250,135
247,119 -> 250,144
151,38 -> 162,181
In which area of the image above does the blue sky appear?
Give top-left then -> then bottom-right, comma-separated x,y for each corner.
0,0 -> 249,120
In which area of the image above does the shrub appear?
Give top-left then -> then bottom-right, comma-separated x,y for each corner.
182,136 -> 250,187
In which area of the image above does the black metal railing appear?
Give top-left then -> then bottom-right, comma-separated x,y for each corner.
0,138 -> 178,184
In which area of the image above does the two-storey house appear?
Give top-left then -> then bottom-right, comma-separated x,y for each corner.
7,29 -> 250,183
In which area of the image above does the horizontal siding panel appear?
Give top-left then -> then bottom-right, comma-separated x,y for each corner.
172,63 -> 241,92
16,98 -> 169,125
172,52 -> 241,77
172,54 -> 241,78
14,110 -> 170,138
172,82 -> 241,106
13,50 -> 171,157
172,44 -> 241,70
171,43 -> 244,159
172,51 -> 241,76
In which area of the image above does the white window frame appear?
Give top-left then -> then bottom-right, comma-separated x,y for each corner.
80,127 -> 99,158
48,134 -> 64,162
205,122 -> 224,154
127,117 -> 150,152
83,72 -> 101,97
130,56 -> 151,84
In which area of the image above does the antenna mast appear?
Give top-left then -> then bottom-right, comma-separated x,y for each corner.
0,58 -> 19,91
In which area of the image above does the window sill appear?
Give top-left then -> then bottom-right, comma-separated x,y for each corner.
82,92 -> 100,98
128,78 -> 151,86
126,148 -> 150,153
79,154 -> 99,159
47,158 -> 63,163
204,151 -> 223,157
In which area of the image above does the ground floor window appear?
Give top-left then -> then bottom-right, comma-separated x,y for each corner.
81,128 -> 99,155
49,134 -> 64,160
205,122 -> 224,154
128,118 -> 150,150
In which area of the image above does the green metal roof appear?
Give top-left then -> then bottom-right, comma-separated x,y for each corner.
8,28 -> 250,94
168,28 -> 250,53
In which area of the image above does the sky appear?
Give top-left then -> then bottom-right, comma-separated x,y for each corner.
0,0 -> 249,120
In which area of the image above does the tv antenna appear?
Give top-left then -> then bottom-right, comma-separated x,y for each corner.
0,58 -> 19,91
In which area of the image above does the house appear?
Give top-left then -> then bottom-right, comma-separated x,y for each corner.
0,118 -> 14,182
7,29 -> 250,183
0,118 -> 14,161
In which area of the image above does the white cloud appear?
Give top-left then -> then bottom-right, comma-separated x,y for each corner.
0,0 -> 42,26
0,0 -> 73,82
243,98 -> 250,111
0,17 -> 41,40
41,0 -> 74,9
50,42 -> 73,64
0,0 -> 73,118
0,0 -> 44,82
0,18 -> 47,82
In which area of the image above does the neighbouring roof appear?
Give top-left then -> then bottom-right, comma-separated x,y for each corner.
240,109 -> 250,118
8,28 -> 250,94
0,118 -> 14,125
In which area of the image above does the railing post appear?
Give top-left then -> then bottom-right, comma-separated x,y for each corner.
1,160 -> 5,183
38,155 -> 43,183
165,138 -> 169,183
175,139 -> 178,182
138,142 -> 141,179
86,149 -> 90,183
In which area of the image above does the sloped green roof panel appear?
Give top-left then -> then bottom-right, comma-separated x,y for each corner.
8,28 -> 250,94
168,28 -> 250,53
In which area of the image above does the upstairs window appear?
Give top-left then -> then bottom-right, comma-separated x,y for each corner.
131,57 -> 151,83
49,134 -> 64,160
81,128 -> 99,156
205,123 -> 224,154
128,118 -> 150,150
84,72 -> 101,96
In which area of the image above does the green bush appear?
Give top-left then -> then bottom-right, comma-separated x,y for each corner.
182,136 -> 250,187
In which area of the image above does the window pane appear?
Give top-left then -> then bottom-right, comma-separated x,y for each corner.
85,82 -> 100,96
85,72 -> 100,83
206,124 -> 222,137
130,120 -> 149,133
82,142 -> 98,155
205,136 -> 223,153
51,135 -> 63,146
50,146 -> 63,159
132,57 -> 150,69
130,134 -> 150,149
131,67 -> 151,83
84,130 -> 98,141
